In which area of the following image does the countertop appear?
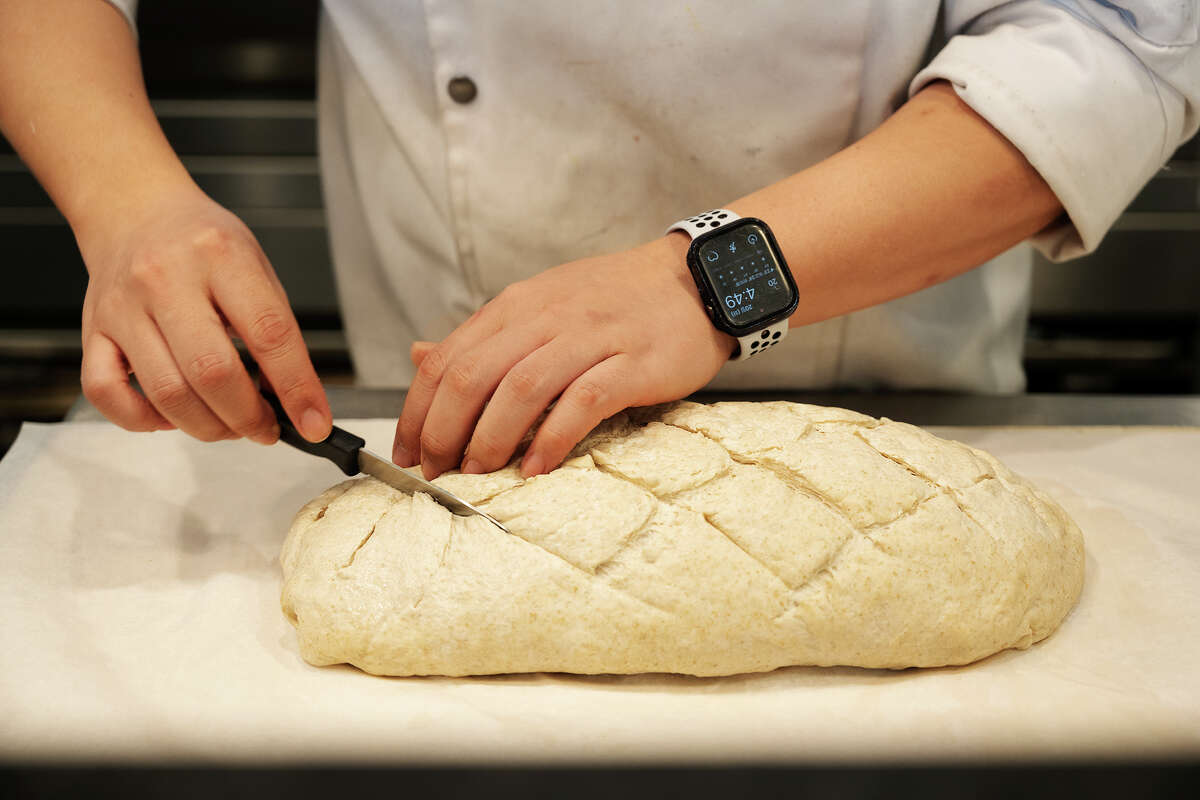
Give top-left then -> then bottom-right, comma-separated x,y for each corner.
2,408 -> 1198,771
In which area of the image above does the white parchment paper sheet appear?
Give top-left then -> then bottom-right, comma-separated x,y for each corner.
1,420 -> 1197,765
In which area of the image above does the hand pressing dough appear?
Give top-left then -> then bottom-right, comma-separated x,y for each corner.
280,402 -> 1084,676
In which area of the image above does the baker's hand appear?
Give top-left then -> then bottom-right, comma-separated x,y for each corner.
78,185 -> 332,444
393,235 -> 734,479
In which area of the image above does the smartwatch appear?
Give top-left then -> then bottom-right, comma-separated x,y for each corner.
667,209 -> 798,361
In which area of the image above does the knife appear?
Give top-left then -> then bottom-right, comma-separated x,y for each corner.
263,392 -> 510,534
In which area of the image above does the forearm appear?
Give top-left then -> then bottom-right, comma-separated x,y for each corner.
660,81 -> 1064,325
0,0 -> 194,253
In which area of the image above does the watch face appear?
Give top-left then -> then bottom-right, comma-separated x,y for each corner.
694,221 -> 795,330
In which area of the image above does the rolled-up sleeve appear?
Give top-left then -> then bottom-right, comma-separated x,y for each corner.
911,0 -> 1200,260
101,0 -> 137,34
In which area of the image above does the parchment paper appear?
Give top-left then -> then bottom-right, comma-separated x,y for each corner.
1,420 -> 1197,765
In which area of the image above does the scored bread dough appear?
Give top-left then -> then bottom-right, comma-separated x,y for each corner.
280,401 -> 1084,676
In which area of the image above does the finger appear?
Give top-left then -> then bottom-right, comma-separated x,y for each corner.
462,337 -> 611,474
121,319 -> 237,442
393,310 -> 503,468
521,355 -> 638,477
214,263 -> 330,442
416,326 -> 553,479
410,340 -> 435,368
80,332 -> 171,432
154,302 -> 279,445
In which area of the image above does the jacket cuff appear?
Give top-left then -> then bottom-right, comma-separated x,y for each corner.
101,0 -> 138,37
911,5 -> 1190,261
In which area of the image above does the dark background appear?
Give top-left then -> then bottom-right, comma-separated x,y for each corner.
1,0 -> 1198,457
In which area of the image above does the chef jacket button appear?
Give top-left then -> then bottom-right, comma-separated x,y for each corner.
447,76 -> 478,104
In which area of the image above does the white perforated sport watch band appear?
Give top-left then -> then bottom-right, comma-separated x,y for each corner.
667,209 -> 790,362
669,208 -> 741,239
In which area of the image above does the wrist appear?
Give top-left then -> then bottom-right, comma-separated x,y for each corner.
636,230 -> 692,281
71,169 -> 204,268
636,232 -> 739,358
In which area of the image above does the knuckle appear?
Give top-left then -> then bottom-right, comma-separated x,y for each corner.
191,225 -> 237,261
232,410 -> 271,438
444,357 -> 481,398
537,424 -> 575,455
495,284 -> 526,305
247,310 -> 297,358
569,378 -> 609,412
505,366 -> 542,405
416,347 -> 448,384
80,370 -> 118,408
419,428 -> 456,461
91,294 -> 126,325
271,375 -> 313,411
127,252 -> 169,296
582,307 -> 615,328
466,429 -> 508,466
396,414 -> 422,445
188,351 -> 238,392
144,373 -> 194,415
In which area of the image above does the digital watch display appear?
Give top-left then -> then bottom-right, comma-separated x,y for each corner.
690,220 -> 796,332
667,210 -> 797,361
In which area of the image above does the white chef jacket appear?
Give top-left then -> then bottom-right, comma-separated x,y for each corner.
106,1 -> 1200,392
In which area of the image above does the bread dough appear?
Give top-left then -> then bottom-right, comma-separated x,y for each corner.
280,402 -> 1084,676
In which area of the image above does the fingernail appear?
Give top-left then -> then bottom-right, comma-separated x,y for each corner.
520,452 -> 544,478
463,459 -> 483,475
393,442 -> 413,467
300,408 -> 329,442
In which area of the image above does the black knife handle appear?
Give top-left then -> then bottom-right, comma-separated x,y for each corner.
263,390 -> 364,476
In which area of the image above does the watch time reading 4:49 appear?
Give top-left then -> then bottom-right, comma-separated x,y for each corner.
667,209 -> 799,361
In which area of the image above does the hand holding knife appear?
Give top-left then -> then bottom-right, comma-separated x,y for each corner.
262,391 -> 510,534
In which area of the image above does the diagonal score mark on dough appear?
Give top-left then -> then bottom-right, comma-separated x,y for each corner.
555,452 -> 793,614
411,525 -> 454,610
660,419 -> 835,497
769,535 -> 856,623
851,427 -> 949,491
655,419 -> 930,616
657,465 -> 734,501
658,418 -> 787,461
695,512 -> 796,593
339,496 -> 402,569
588,432 -> 800,594
588,512 -> 658,576
529,535 -> 674,616
483,490 -> 673,616
661,418 -> 951,553
851,428 -> 1002,540
460,475 -> 526,507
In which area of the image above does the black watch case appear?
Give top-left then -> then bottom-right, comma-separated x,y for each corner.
685,217 -> 799,337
